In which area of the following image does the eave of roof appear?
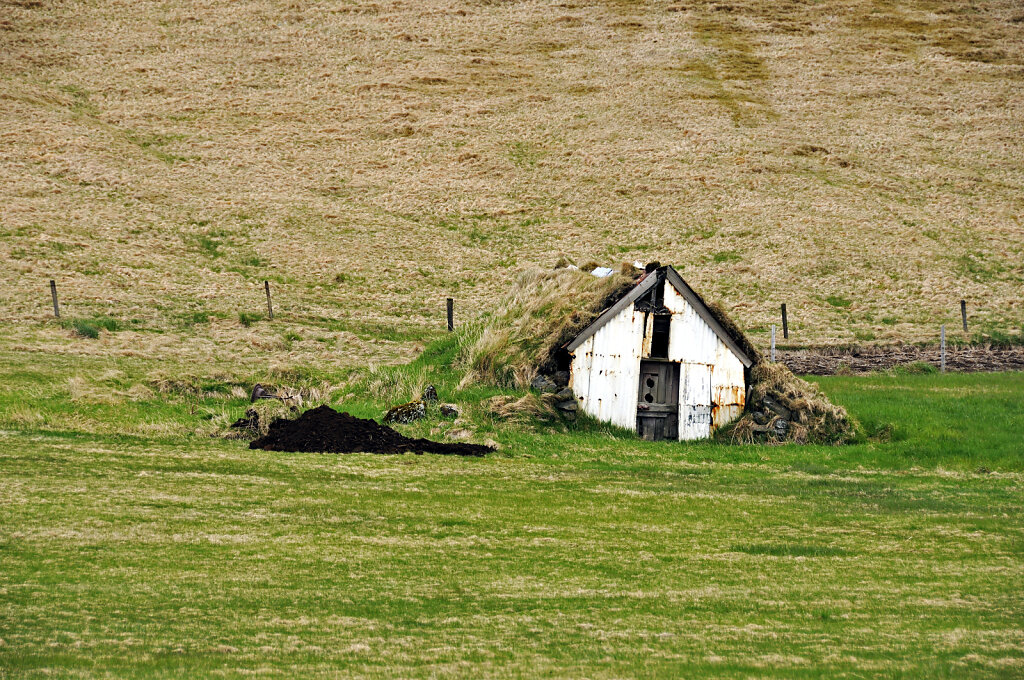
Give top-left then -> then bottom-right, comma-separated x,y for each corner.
564,272 -> 659,352
565,266 -> 755,368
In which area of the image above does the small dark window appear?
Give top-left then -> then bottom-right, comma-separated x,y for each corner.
650,315 -> 670,358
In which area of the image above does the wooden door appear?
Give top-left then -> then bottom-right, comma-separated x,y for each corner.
679,363 -> 713,440
636,361 -> 680,441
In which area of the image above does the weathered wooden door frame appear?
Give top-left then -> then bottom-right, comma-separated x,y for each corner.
636,359 -> 680,441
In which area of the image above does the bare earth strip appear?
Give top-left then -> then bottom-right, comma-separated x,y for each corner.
780,343 -> 1024,374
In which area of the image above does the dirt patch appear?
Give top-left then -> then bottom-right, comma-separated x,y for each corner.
779,344 -> 1024,375
250,405 -> 492,456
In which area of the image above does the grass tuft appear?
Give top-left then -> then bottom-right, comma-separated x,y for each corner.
238,312 -> 263,327
65,317 -> 119,339
733,543 -> 850,558
891,361 -> 938,375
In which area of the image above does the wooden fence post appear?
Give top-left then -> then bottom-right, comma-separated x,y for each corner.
960,299 -> 967,333
264,281 -> 274,320
50,280 -> 60,318
940,325 -> 946,373
447,298 -> 454,332
771,324 -> 776,363
781,303 -> 788,340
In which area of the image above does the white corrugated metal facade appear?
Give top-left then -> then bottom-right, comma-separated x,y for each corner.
567,267 -> 749,440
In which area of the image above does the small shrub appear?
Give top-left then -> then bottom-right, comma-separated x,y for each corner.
73,320 -> 100,339
826,295 -> 852,308
892,361 -> 938,375
67,317 -> 119,339
238,312 -> 262,327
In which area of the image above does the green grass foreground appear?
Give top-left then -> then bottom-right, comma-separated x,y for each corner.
1,353 -> 1022,678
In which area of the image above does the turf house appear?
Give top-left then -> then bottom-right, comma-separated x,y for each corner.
565,265 -> 754,441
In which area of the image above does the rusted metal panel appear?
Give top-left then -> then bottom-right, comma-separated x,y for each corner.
710,340 -> 746,433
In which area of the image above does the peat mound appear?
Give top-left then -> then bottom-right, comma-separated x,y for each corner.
727,362 -> 856,445
249,405 -> 492,457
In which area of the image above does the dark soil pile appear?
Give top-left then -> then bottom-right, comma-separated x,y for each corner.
249,405 -> 492,456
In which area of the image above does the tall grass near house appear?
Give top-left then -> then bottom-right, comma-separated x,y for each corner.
458,267 -> 638,388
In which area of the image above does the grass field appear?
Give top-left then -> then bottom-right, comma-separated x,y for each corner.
2,0 -> 1024,674
1,344 -> 1022,678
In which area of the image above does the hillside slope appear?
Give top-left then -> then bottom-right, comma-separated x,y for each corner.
2,0 -> 1023,364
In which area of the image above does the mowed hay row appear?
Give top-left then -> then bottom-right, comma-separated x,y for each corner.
1,0 -> 1023,358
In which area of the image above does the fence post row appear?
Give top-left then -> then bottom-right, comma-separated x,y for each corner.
36,282 -> 1005,355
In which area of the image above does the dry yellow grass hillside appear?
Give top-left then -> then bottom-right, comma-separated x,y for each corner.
2,0 -> 1023,366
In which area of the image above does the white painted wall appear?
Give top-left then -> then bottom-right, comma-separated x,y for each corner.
569,306 -> 645,430
570,279 -> 747,440
710,342 -> 746,431
663,283 -> 721,364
